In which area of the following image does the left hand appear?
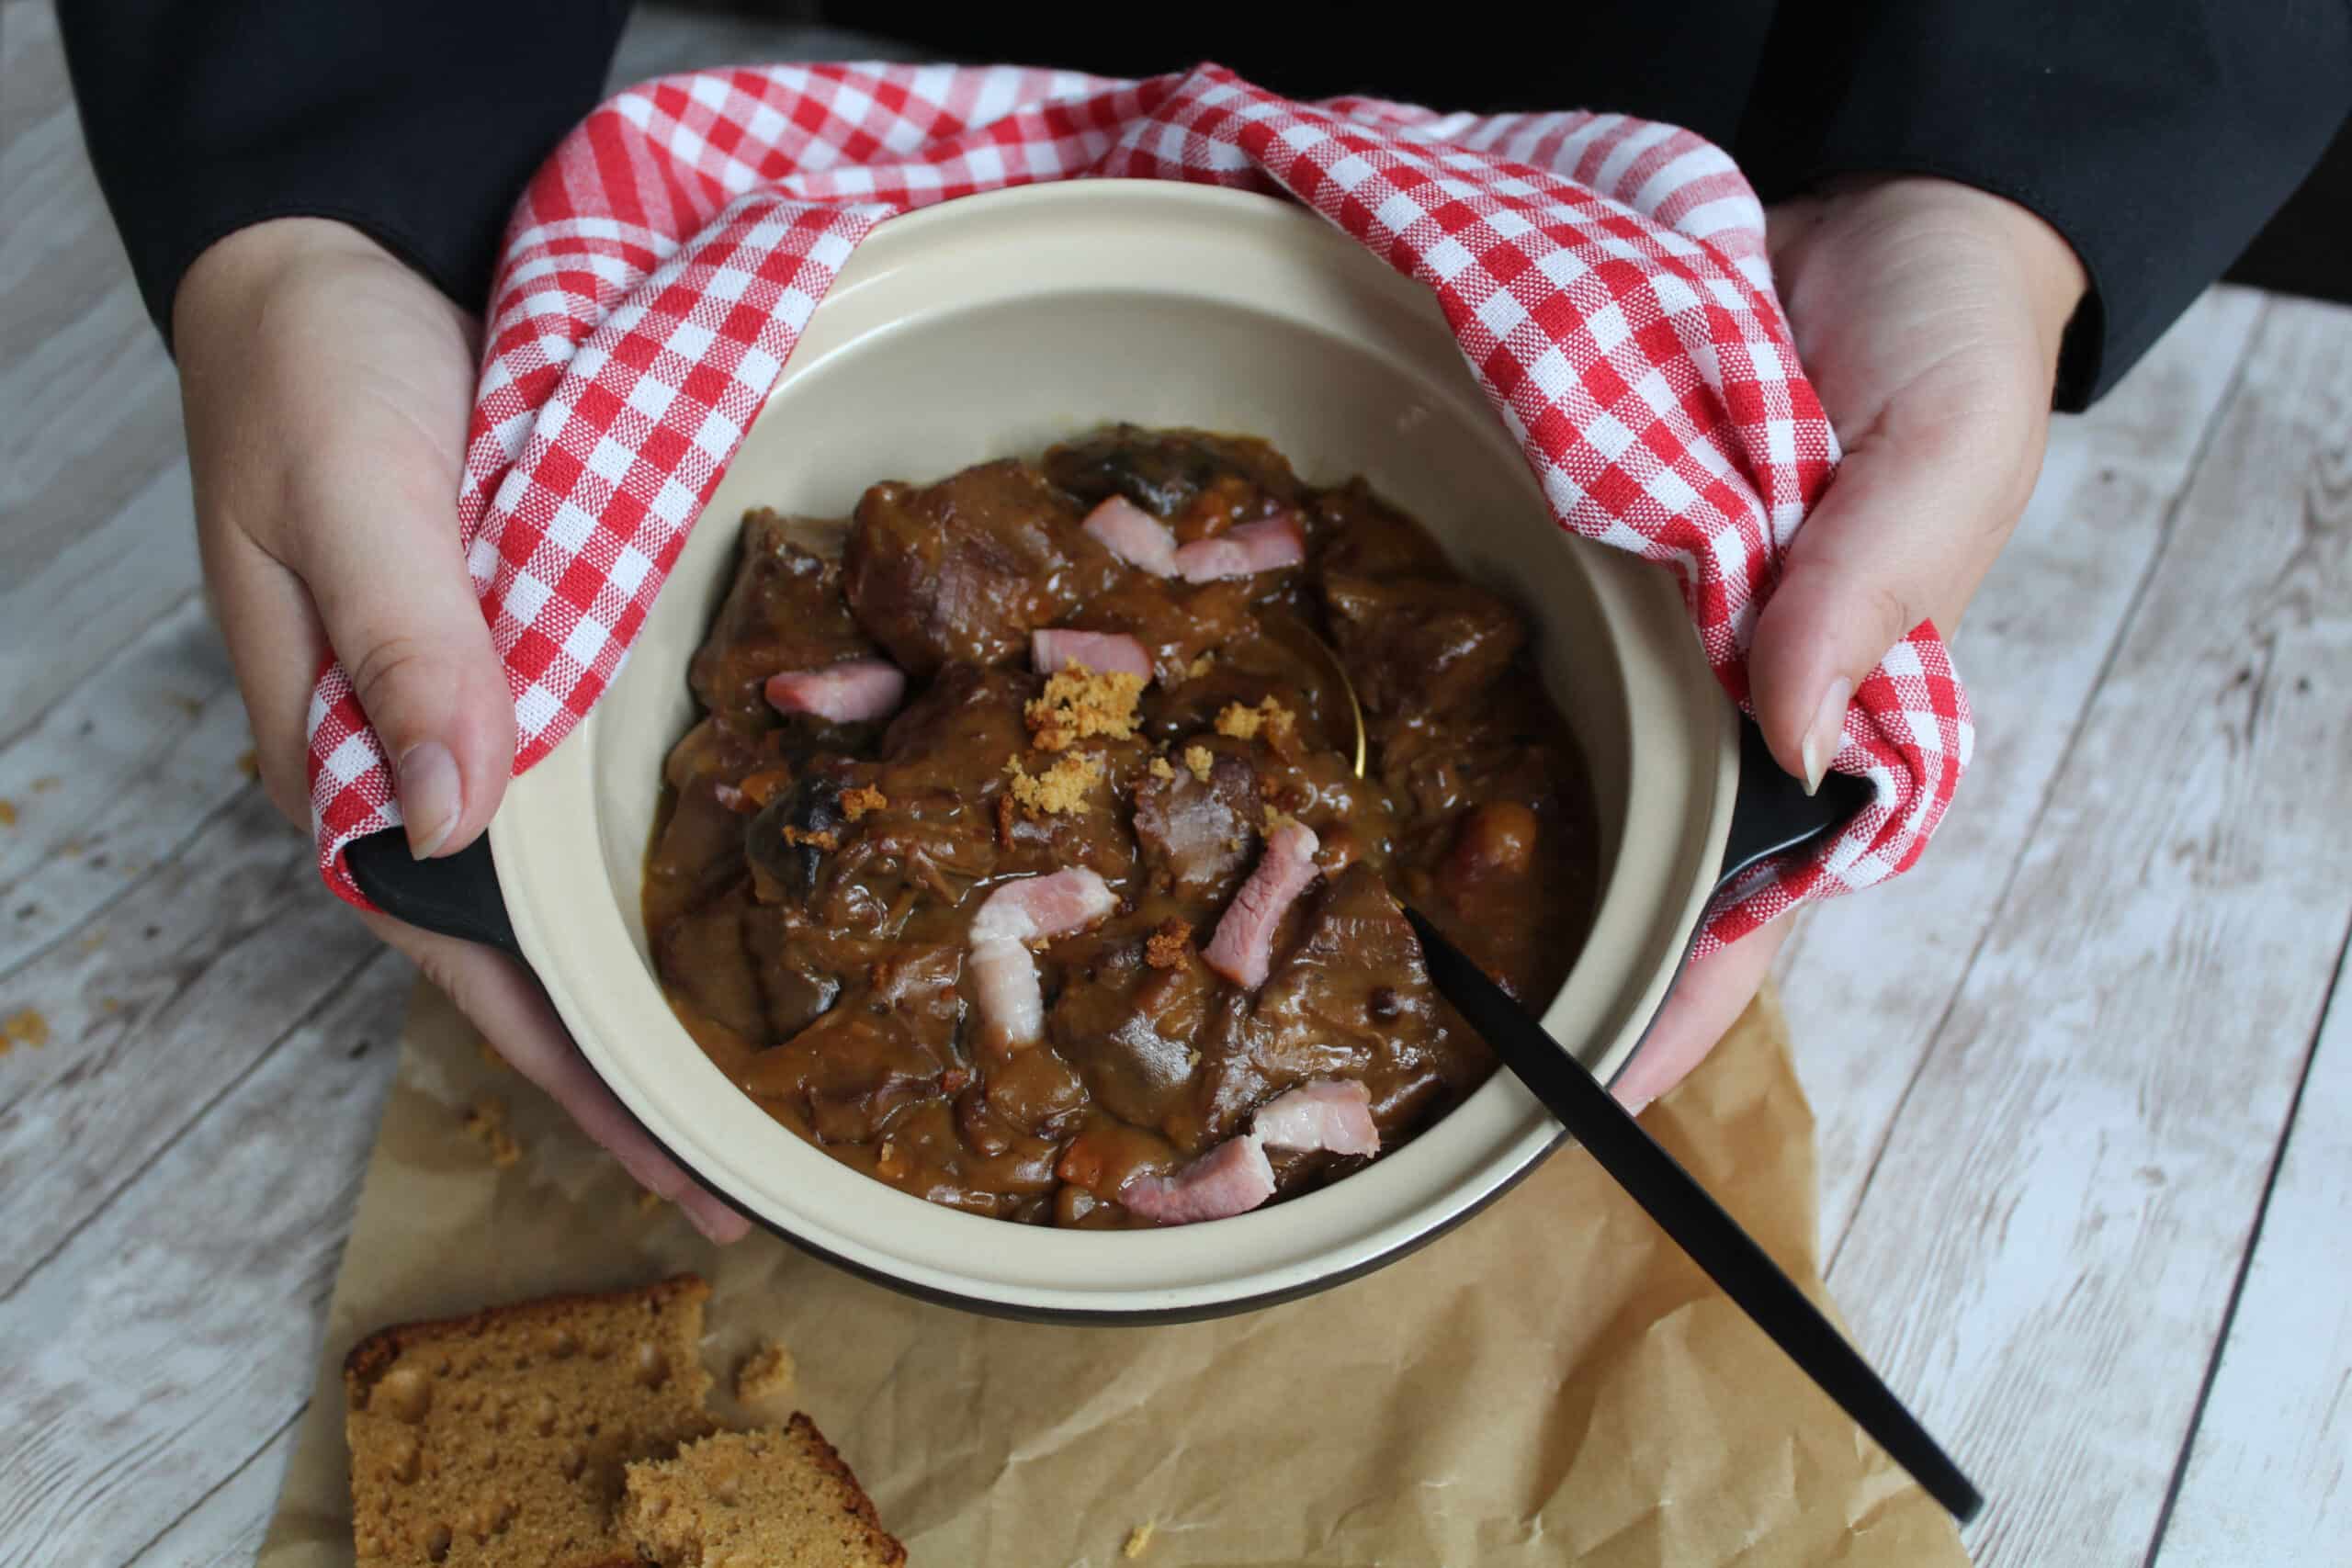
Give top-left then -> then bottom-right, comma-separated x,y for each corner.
1611,174 -> 2087,1111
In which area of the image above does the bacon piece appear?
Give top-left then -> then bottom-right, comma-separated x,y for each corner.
967,868 -> 1117,1045
1120,1135 -> 1277,1225
1031,628 -> 1154,682
1081,495 -> 1180,577
1201,819 -> 1321,989
763,657 -> 907,723
1170,513 -> 1306,583
1252,1078 -> 1380,1157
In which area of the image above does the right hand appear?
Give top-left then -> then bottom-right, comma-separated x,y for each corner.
174,218 -> 749,1245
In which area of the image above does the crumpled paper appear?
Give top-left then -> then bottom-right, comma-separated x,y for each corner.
259,978 -> 1968,1567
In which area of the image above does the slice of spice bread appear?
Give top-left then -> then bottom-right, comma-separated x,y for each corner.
344,1276 -> 717,1568
623,1420 -> 906,1568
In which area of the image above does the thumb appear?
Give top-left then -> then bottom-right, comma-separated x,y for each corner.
1748,389 -> 2040,791
292,464 -> 517,859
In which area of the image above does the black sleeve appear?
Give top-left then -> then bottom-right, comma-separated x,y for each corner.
1740,1 -> 2352,410
57,0 -> 634,346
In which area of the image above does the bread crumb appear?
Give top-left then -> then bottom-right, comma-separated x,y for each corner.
1215,696 -> 1295,742
840,784 -> 888,820
461,1098 -> 522,1168
735,1340 -> 797,1404
1004,752 -> 1103,817
478,1038 -> 510,1073
1188,652 -> 1215,679
779,823 -> 839,851
31,776 -> 60,793
236,748 -> 260,781
1144,919 -> 1193,970
1025,667 -> 1145,752
79,928 -> 107,953
634,1188 -> 665,1215
1125,1520 -> 1157,1558
1148,755 -> 1177,782
995,790 -> 1018,848
2,1009 -> 49,1053
0,800 -> 16,828
1183,744 -> 1215,783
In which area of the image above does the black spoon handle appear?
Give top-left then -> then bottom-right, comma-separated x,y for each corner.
1404,908 -> 1984,1525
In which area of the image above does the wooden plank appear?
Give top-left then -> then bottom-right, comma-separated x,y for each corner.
2153,931 -> 2352,1564
0,600 -> 246,973
0,953 -> 407,1568
0,0 -> 197,741
118,1418 -> 300,1568
1773,286 -> 2271,1248
0,779 -> 383,1296
1820,294 -> 2352,1567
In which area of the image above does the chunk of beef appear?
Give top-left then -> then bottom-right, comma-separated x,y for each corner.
1193,864 -> 1471,1144
738,942 -> 962,1145
650,883 -> 768,1046
1322,571 -> 1525,716
689,510 -> 874,725
1132,745 -> 1260,901
1048,933 -> 1216,1135
1067,578 -> 1254,686
842,459 -> 1118,675
1311,479 -> 1452,581
1043,423 -> 1303,539
647,716 -> 780,925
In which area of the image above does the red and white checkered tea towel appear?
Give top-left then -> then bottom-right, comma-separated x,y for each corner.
305,62 -> 1971,955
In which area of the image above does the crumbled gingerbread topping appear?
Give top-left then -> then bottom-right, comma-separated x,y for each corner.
1263,805 -> 1299,833
1188,652 -> 1215,680
839,784 -> 888,820
1148,755 -> 1177,783
1144,919 -> 1193,969
1025,666 -> 1146,752
1182,744 -> 1216,783
461,1099 -> 522,1169
778,823 -> 839,851
1215,696 -> 1296,742
995,791 -> 1018,847
1004,752 -> 1103,817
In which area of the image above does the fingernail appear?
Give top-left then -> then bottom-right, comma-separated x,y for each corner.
395,740 -> 462,859
1798,676 -> 1852,797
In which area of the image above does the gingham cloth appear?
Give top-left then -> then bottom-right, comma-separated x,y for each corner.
305,62 -> 1972,956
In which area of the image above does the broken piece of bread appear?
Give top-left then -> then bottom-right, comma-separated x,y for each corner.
624,1420 -> 905,1567
344,1276 -> 716,1567
734,1339 -> 797,1404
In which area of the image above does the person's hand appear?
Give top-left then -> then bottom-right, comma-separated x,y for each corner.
174,218 -> 750,1243
1611,175 -> 2087,1111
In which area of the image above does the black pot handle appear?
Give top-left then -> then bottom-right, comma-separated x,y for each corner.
345,828 -> 525,964
1715,717 -> 1874,894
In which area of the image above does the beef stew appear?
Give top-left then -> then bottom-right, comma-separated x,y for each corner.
644,426 -> 1598,1227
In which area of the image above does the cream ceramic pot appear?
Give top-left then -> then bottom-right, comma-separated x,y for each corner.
350,181 -> 1849,1322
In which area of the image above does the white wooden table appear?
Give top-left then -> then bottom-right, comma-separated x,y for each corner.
5,6 -> 2347,1563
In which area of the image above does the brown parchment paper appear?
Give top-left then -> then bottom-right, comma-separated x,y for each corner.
258,977 -> 1967,1567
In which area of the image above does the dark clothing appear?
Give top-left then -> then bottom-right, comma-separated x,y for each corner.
59,1 -> 2352,407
